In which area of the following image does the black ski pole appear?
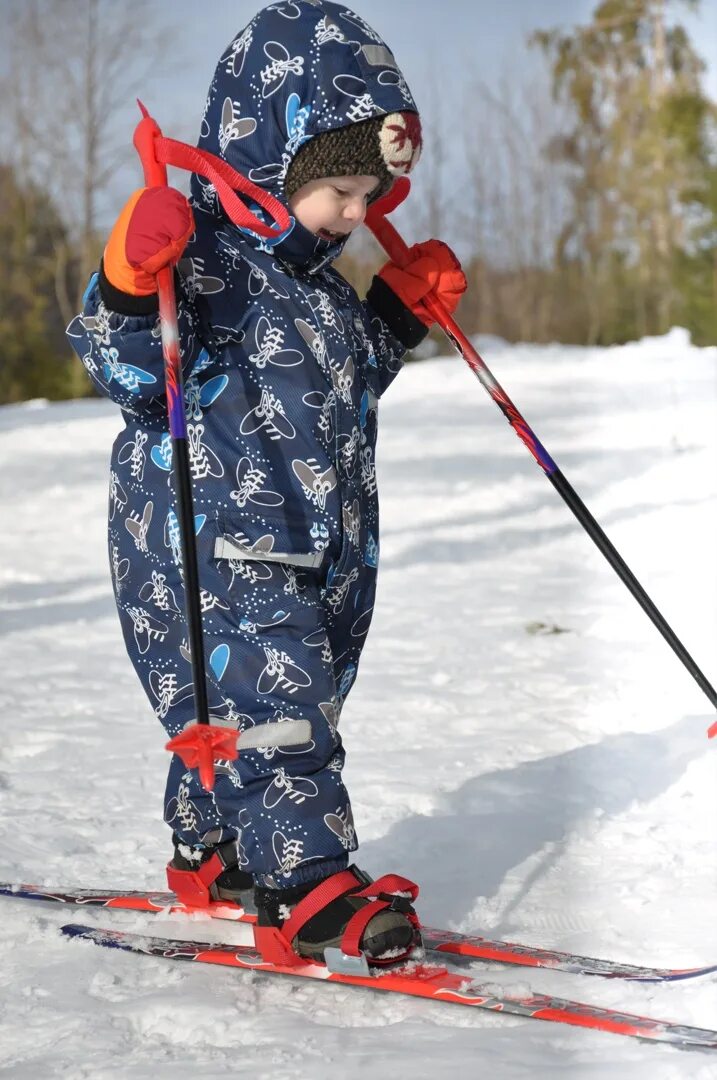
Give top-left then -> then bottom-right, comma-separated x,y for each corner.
133,103 -> 293,785
367,179 -> 717,734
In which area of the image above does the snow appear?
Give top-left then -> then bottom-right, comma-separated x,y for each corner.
1,329 -> 716,1078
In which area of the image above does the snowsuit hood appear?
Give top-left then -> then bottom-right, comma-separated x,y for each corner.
191,1 -> 420,270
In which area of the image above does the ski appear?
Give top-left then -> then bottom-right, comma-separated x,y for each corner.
60,921 -> 717,1051
3,881 -> 715,982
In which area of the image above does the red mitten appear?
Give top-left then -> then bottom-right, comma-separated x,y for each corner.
103,187 -> 195,297
377,239 -> 467,326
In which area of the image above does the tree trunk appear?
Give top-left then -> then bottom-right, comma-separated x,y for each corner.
651,0 -> 672,333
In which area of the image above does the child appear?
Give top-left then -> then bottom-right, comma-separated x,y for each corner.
68,0 -> 466,965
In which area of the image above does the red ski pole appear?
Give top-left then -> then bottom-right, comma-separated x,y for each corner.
132,102 -> 292,786
366,179 -> 717,734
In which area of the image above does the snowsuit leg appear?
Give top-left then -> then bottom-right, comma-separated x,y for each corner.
110,483 -> 373,887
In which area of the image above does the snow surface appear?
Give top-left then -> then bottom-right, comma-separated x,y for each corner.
1,328 -> 716,1079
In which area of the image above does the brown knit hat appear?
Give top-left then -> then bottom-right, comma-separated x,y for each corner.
284,111 -> 422,204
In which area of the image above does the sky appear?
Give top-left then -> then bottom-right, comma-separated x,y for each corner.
117,0 -> 717,244
148,0 -> 717,137
2,0 -> 715,236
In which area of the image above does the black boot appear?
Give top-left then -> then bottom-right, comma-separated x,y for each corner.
254,865 -> 419,965
168,834 -> 253,905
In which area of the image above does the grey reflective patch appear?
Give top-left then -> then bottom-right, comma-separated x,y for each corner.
237,718 -> 312,750
361,44 -> 397,68
214,536 -> 324,569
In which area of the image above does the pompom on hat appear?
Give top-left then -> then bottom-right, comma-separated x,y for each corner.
284,111 -> 422,204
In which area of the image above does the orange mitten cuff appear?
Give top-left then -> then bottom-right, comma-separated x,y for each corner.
377,239 -> 467,326
103,186 -> 195,297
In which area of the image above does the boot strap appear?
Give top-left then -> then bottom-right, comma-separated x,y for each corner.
278,867 -> 419,959
167,838 -> 240,906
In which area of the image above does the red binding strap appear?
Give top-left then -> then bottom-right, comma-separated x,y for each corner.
277,869 -> 420,960
166,850 -> 226,908
354,874 -> 419,901
195,851 -> 226,887
278,869 -> 360,946
341,874 -> 420,958
339,898 -> 390,956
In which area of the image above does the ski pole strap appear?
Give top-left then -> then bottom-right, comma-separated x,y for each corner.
153,137 -> 292,239
133,100 -> 291,240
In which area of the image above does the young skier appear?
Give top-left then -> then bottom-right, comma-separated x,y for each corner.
68,0 -> 466,965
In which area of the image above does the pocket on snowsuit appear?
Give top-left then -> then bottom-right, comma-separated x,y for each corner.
198,509 -> 327,627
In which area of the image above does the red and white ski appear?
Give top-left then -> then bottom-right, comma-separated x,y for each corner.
2,881 -> 715,982
60,921 -> 717,1051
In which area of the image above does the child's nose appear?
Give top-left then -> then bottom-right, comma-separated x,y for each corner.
342,196 -> 367,227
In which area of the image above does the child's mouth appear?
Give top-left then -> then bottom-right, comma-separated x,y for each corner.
318,228 -> 347,242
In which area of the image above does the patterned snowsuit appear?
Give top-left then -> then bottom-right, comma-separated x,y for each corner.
67,1 -> 420,887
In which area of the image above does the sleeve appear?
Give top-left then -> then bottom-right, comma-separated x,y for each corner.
360,275 -> 429,398
65,266 -> 212,419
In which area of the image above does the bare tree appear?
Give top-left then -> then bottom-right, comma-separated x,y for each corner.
460,66 -> 571,342
1,0 -> 179,325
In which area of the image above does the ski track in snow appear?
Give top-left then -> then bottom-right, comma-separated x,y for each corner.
1,329 -> 716,1079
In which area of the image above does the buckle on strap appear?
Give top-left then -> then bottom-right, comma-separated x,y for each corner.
353,873 -> 420,904
378,892 -> 414,915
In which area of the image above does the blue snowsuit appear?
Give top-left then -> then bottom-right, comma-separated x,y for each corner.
67,1 -> 421,888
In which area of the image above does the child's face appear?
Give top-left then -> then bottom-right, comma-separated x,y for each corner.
288,174 -> 380,241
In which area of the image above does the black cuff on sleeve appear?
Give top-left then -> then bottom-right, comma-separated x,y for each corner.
365,275 -> 429,350
98,258 -> 160,316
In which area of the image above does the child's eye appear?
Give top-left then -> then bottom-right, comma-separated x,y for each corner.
333,186 -> 349,197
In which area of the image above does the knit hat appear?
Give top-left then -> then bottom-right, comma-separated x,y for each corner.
284,111 -> 422,204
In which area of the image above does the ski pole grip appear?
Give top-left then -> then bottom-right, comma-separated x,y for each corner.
368,213 -> 410,268
366,176 -> 451,327
134,100 -> 168,188
365,177 -> 412,268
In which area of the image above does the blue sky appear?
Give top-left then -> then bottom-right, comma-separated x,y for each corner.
151,0 -> 717,137
8,1 -> 707,233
